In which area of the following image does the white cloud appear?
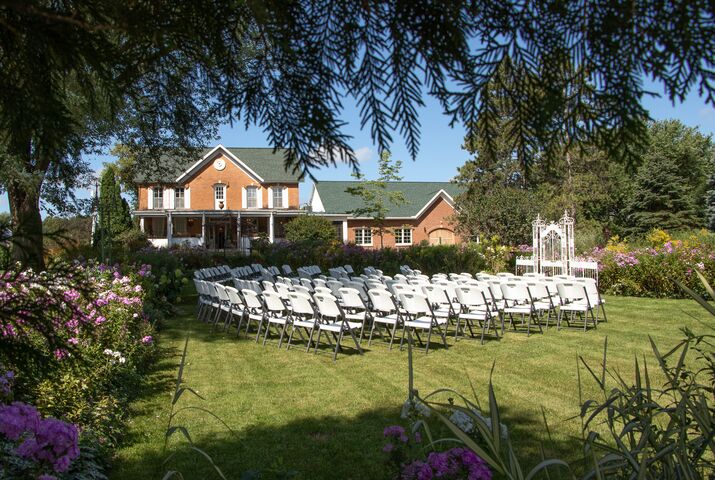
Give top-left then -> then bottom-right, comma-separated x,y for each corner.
314,145 -> 374,164
353,146 -> 373,163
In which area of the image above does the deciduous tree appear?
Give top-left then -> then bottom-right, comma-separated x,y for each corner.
1,0 -> 714,267
347,151 -> 407,248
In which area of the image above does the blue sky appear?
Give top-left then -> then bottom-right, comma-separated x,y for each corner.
0,82 -> 713,213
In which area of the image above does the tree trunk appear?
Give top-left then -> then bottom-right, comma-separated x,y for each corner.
8,180 -> 45,270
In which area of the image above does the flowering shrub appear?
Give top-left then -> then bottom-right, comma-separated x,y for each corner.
381,424 -> 492,480
588,231 -> 715,298
0,261 -> 160,476
156,239 -> 516,277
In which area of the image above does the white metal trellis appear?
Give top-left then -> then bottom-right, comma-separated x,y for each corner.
515,211 -> 598,282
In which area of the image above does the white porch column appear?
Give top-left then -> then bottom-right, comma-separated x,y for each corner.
201,213 -> 206,247
237,212 -> 241,250
139,217 -> 145,233
166,212 -> 173,247
269,212 -> 275,243
342,219 -> 348,244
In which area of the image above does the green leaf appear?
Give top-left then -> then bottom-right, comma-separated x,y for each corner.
674,279 -> 715,316
695,270 -> 715,301
525,459 -> 572,480
166,426 -> 193,445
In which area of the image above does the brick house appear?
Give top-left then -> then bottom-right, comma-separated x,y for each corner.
134,145 -> 304,250
309,181 -> 462,248
133,145 -> 461,249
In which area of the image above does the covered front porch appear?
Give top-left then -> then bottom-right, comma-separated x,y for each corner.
136,210 -> 303,252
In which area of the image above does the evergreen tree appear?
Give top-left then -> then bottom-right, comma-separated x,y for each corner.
95,166 -> 133,248
706,173 -> 715,232
625,155 -> 699,234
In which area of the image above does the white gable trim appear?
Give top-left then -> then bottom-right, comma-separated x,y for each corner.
309,185 -> 325,212
412,190 -> 455,219
175,144 -> 265,183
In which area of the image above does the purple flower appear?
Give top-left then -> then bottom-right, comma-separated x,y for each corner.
383,442 -> 394,453
37,475 -> 57,480
0,402 -> 41,440
383,425 -> 406,438
141,335 -> 153,345
417,463 -> 433,480
16,417 -> 79,473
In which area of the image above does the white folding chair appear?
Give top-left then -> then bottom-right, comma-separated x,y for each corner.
211,284 -> 233,332
398,292 -> 448,354
556,282 -> 597,331
421,285 -> 456,333
500,282 -> 542,336
525,281 -> 558,328
338,287 -> 371,343
576,278 -> 607,322
455,285 -> 500,344
261,291 -> 291,348
286,292 -> 319,352
241,289 -> 266,341
312,293 -> 364,361
367,289 -> 402,350
224,286 -> 246,336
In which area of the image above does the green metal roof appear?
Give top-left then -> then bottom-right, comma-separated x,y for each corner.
314,181 -> 461,218
134,146 -> 303,184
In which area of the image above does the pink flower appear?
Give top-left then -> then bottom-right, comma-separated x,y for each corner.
94,316 -> 107,325
141,335 -> 153,345
53,349 -> 68,360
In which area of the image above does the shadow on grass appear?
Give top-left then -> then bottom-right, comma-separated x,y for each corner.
113,389 -> 584,480
111,293 -> 586,479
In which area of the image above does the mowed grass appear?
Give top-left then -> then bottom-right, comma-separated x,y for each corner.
110,293 -> 710,479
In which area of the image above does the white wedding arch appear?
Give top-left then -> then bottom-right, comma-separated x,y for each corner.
515,211 -> 598,281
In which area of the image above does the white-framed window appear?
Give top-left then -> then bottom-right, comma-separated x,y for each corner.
246,186 -> 258,208
354,228 -> 372,246
152,188 -> 163,210
214,184 -> 225,210
394,228 -> 412,245
272,187 -> 283,209
174,187 -> 185,209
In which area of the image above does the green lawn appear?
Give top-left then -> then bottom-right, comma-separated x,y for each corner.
109,294 -> 710,479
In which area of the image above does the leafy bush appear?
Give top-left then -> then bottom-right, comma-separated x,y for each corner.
0,261 -> 160,475
588,230 -> 715,297
283,215 -> 337,243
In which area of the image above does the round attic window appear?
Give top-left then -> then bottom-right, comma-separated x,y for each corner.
213,158 -> 226,171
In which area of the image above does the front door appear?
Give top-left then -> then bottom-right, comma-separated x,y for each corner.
429,228 -> 454,245
208,222 -> 232,249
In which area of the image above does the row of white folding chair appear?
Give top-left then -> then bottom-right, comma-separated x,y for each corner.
195,265 -> 231,281
363,266 -> 383,276
232,278 -> 262,294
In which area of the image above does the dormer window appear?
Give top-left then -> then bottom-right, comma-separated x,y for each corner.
246,186 -> 258,208
214,184 -> 226,210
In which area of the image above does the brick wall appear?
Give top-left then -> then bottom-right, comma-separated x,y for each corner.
346,196 -> 460,248
136,152 -> 300,211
